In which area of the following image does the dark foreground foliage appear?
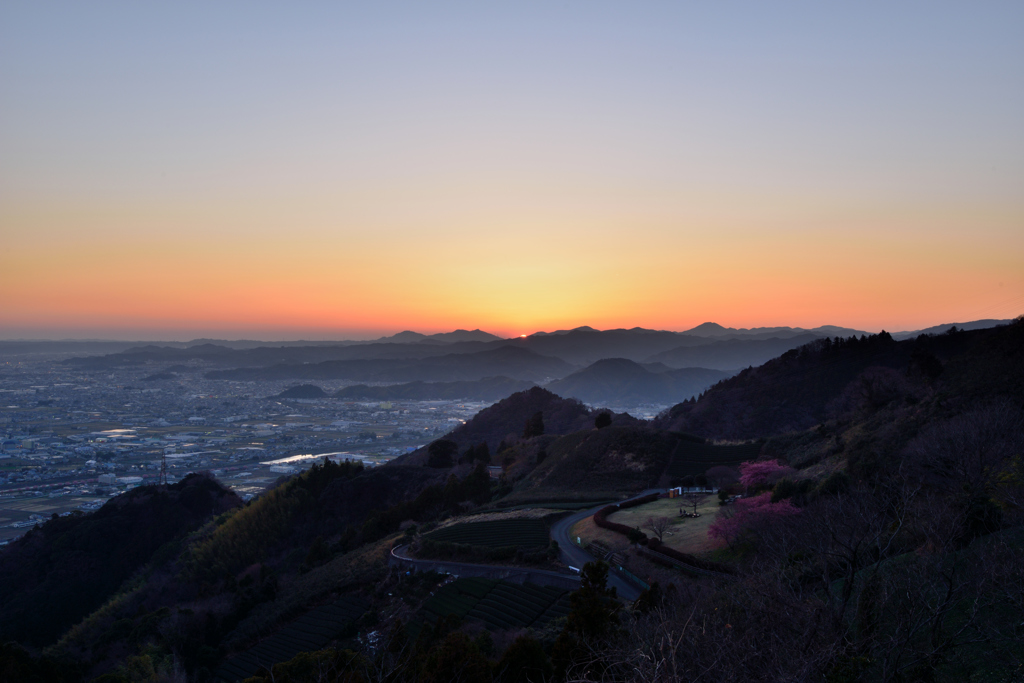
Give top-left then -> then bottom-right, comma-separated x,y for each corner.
0,473 -> 241,647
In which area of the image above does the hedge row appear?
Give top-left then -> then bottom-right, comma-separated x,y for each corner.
592,493 -> 660,543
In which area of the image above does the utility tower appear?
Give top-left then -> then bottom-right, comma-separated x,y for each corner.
158,452 -> 168,490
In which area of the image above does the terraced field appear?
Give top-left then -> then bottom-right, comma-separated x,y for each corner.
666,439 -> 761,479
423,518 -> 550,549
215,594 -> 368,682
413,578 -> 570,637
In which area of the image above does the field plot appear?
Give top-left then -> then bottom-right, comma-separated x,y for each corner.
215,594 -> 368,683
570,496 -> 725,557
467,581 -> 570,630
666,439 -> 760,479
414,578 -> 570,637
424,518 -> 550,549
608,497 -> 725,555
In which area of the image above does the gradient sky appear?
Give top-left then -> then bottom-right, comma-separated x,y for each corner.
2,2 -> 1022,340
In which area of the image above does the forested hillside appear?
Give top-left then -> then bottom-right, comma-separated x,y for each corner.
397,386 -> 640,465
655,324 -> 1016,439
0,474 -> 241,647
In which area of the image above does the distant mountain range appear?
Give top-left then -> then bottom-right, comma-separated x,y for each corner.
39,319 -> 1015,406
546,359 -> 729,407
374,329 -> 505,344
680,321 -> 867,340
890,319 -> 1015,340
645,333 -> 823,370
272,362 -> 725,407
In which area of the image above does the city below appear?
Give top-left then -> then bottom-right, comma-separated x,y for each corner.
0,355 -> 490,544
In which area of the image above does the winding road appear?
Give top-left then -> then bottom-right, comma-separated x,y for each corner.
390,490 -> 665,603
549,490 -> 663,602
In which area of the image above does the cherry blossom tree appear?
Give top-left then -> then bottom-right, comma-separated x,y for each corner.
708,492 -> 800,545
738,459 -> 793,490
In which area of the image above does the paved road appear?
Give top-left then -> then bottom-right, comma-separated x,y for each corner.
549,489 -> 664,602
389,490 -> 665,604
390,545 -> 582,591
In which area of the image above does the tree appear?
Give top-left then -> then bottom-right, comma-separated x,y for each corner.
553,561 -> 620,680
566,561 -> 618,638
523,411 -> 544,438
708,492 -> 800,546
642,516 -> 671,542
459,442 -> 491,465
594,411 -> 612,429
738,459 -> 792,490
465,461 -> 492,506
427,440 -> 457,468
680,491 -> 708,516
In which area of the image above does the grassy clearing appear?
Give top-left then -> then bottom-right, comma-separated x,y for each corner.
570,497 -> 726,556
608,497 -> 725,555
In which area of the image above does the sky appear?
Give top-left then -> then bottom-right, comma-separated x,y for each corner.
2,1 -> 1022,340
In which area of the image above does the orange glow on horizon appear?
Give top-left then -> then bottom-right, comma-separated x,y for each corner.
2,135 -> 1022,341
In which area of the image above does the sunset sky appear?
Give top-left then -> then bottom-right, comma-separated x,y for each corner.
2,2 -> 1022,340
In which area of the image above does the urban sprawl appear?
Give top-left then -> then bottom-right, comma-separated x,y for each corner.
0,357 -> 488,544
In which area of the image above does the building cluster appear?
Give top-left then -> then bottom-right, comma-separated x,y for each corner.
0,354 -> 491,542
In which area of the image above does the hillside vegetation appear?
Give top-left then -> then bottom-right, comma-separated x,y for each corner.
397,386 -> 640,464
0,474 -> 240,647
655,324 -> 1015,439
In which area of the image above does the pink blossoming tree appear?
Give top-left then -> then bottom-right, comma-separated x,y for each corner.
708,492 -> 800,546
738,459 -> 793,489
